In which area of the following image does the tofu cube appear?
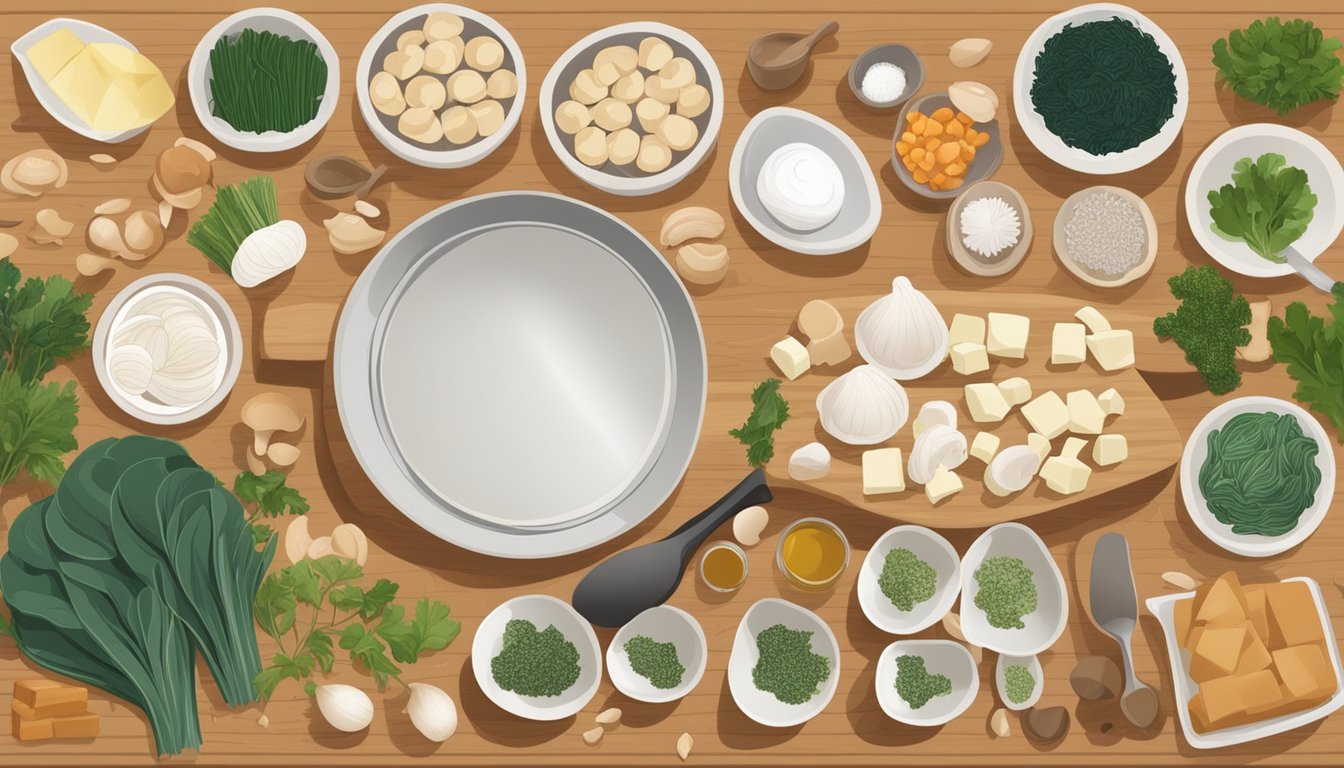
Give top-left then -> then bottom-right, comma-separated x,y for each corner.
1060,437 -> 1088,460
862,448 -> 905,495
1097,387 -> 1125,416
924,465 -> 963,504
1027,432 -> 1052,461
770,336 -> 810,380
1235,627 -> 1273,676
970,431 -> 1000,463
1273,643 -> 1336,700
1067,390 -> 1106,434
1086,329 -> 1135,371
997,376 -> 1032,406
1239,668 -> 1288,716
1051,322 -> 1087,365
1196,573 -> 1248,627
1039,456 -> 1090,494
1074,305 -> 1112,333
949,313 -> 986,347
1264,581 -> 1324,649
964,383 -> 1011,423
1092,434 -> 1127,466
986,312 -> 1030,359
1244,586 -> 1271,641
1188,624 -> 1248,683
950,342 -> 989,375
1192,675 -> 1247,730
1021,391 -> 1069,438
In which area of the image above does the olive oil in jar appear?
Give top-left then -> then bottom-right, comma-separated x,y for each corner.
700,542 -> 748,592
777,517 -> 850,588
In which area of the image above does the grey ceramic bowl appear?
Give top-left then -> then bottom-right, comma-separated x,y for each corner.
848,44 -> 924,109
891,92 -> 1002,202
945,180 -> 1033,277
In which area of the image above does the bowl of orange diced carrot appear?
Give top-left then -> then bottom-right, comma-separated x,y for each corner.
891,92 -> 1001,200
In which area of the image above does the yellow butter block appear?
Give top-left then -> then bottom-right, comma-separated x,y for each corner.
26,27 -> 86,82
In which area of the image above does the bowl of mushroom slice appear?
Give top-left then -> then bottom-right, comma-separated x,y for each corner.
540,22 -> 724,196
356,4 -> 525,169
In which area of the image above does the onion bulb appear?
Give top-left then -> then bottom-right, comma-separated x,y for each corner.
314,684 -> 374,733
231,220 -> 306,288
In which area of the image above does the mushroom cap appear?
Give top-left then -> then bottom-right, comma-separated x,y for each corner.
240,392 -> 305,434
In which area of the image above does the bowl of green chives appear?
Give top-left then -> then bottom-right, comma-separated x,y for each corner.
188,8 -> 340,153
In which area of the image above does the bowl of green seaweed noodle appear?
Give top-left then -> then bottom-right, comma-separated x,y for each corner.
1012,3 -> 1188,174
1182,396 -> 1334,557
471,594 -> 602,720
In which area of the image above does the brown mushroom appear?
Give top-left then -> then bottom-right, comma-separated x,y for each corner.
1023,706 -> 1070,744
155,145 -> 212,195
240,392 -> 305,456
1070,656 -> 1121,701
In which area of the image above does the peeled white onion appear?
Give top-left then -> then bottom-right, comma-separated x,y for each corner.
231,220 -> 306,288
105,288 -> 223,410
107,344 -> 154,397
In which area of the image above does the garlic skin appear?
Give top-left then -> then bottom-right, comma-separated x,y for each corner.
315,684 -> 374,733
231,220 -> 306,288
908,424 -> 968,485
816,364 -> 909,445
405,683 -> 457,742
788,442 -> 832,481
856,277 -> 949,380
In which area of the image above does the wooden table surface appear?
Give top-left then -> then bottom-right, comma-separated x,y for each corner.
3,1 -> 1344,765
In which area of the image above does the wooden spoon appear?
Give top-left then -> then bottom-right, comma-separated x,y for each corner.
304,154 -> 389,199
747,20 -> 840,91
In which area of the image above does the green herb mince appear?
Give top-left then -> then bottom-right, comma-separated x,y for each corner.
624,634 -> 685,690
751,623 -> 830,705
973,556 -> 1038,630
491,619 -> 581,697
878,547 -> 937,611
894,654 -> 952,709
1003,664 -> 1035,704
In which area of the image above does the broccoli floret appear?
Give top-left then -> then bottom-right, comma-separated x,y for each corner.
1153,266 -> 1251,395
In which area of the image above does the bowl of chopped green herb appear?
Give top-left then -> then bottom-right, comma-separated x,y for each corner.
728,598 -> 839,727
188,9 -> 340,153
876,640 -> 979,726
960,523 -> 1068,656
1185,124 -> 1344,279
471,594 -> 601,720
607,605 -> 707,704
858,525 -> 961,635
995,653 -> 1043,711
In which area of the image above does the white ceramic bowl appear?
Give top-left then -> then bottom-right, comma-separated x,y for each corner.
188,8 -> 340,153
1147,577 -> 1344,749
995,653 -> 1043,711
1184,124 -> 1344,278
728,598 -> 840,728
539,22 -> 723,196
607,605 -> 707,703
875,639 -> 979,726
91,274 -> 243,426
1012,3 -> 1188,175
730,107 -> 882,256
858,525 -> 961,635
960,523 -> 1068,656
471,595 -> 601,721
357,4 -> 525,169
1179,396 -> 1335,558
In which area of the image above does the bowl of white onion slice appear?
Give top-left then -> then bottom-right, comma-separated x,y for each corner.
93,274 -> 243,425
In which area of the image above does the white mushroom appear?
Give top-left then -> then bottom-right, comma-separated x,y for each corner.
659,57 -> 697,90
441,105 -> 478,144
676,84 -> 711,118
266,442 -> 301,467
637,135 -> 672,173
28,209 -> 74,245
120,210 -> 163,258
644,75 -> 680,104
554,101 -> 592,135
574,127 -> 609,167
486,69 -> 518,100
383,45 -> 425,80
396,29 -> 426,51
606,128 -> 640,165
240,392 -> 305,456
594,45 -> 639,76
638,37 -> 674,71
398,107 -> 444,144
569,69 -> 608,105
655,113 -> 698,151
610,71 -> 645,103
635,97 -> 669,133
1,149 -> 69,197
591,98 -> 632,132
324,212 -> 386,255
87,215 -> 126,255
423,11 -> 464,42
76,252 -> 116,277
423,38 -> 462,74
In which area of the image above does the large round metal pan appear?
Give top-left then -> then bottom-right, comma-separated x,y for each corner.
334,192 -> 705,558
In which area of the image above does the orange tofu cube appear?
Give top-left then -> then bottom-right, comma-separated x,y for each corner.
1273,643 -> 1337,700
1187,692 -> 1210,732
944,119 -> 965,139
12,711 -> 52,741
1237,669 -> 1288,715
1243,585 -> 1270,642
1190,624 -> 1248,683
1265,582 -> 1323,649
1173,597 -> 1195,646
12,679 -> 87,713
1197,674 -> 1249,727
901,131 -> 918,145
1196,572 -> 1248,627
905,111 -> 921,125
922,120 -> 943,138
1236,626 -> 1273,676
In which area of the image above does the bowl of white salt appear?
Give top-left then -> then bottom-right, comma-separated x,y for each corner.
848,44 -> 923,109
945,180 -> 1033,277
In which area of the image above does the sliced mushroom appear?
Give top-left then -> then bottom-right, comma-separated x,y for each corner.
121,210 -> 164,258
1,149 -> 68,197
76,252 -> 117,277
266,442 -> 301,467
29,209 -> 74,245
94,198 -> 132,216
155,145 -> 211,195
240,392 -> 305,456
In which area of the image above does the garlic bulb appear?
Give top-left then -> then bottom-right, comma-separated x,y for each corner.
855,277 -> 949,380
405,682 -> 457,742
231,220 -> 306,288
315,683 -> 374,732
984,445 -> 1042,497
816,364 -> 909,445
908,424 -> 968,485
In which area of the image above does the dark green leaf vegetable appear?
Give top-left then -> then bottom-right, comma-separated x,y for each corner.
1207,153 -> 1316,263
234,470 -> 310,545
1198,411 -> 1321,536
1268,284 -> 1344,439
1153,266 -> 1252,395
0,436 -> 275,755
973,556 -> 1038,630
1213,17 -> 1344,115
878,547 -> 937,612
0,257 -> 93,385
894,654 -> 952,709
730,378 -> 790,467
624,634 -> 685,690
490,618 -> 581,697
208,28 -> 328,134
751,623 -> 830,705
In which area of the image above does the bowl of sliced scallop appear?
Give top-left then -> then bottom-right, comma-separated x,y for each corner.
357,4 -> 525,169
540,22 -> 724,196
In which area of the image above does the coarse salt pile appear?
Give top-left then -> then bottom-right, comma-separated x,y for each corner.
959,196 -> 1021,258
1063,190 -> 1146,276
861,62 -> 907,104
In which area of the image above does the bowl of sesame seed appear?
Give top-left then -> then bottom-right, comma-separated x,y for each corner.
1052,185 -> 1157,288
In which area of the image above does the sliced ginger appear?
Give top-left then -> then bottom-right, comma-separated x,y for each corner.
896,107 -> 989,192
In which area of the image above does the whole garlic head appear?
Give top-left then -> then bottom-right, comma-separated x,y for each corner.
855,277 -> 950,380
315,684 -> 374,733
406,683 -> 457,742
816,364 -> 909,445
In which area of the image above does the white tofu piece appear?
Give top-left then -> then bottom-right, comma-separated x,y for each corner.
964,383 -> 1011,423
997,376 -> 1032,406
1067,390 -> 1106,434
949,313 -> 986,347
951,342 -> 989,375
1051,322 -> 1087,365
1086,330 -> 1135,371
770,336 -> 810,380
986,312 -> 1030,359
862,448 -> 905,495
1093,434 -> 1127,466
924,465 -> 963,504
970,431 -> 1000,463
1074,305 -> 1112,334
1039,456 -> 1091,495
1098,387 -> 1125,416
1027,432 -> 1052,461
1021,391 -> 1068,438
1060,436 -> 1089,460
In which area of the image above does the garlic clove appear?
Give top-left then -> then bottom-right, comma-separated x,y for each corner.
949,38 -> 993,68
406,683 -> 457,742
948,81 -> 999,124
788,442 -> 832,481
0,233 -> 16,259
284,516 -> 313,564
659,206 -> 725,248
76,252 -> 116,276
107,343 -> 155,397
324,212 -> 385,255
674,243 -> 729,286
816,364 -> 910,445
121,210 -> 164,258
231,220 -> 307,288
855,276 -> 950,380
331,523 -> 369,566
266,442 -> 301,467
307,536 -> 334,559
315,684 -> 374,733
246,449 -> 268,476
87,215 -> 127,255
90,153 -> 119,168
30,208 -> 74,245
94,198 -> 132,216
594,707 -> 622,725
732,505 -> 769,547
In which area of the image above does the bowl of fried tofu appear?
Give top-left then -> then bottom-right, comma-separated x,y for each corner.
1146,571 -> 1344,748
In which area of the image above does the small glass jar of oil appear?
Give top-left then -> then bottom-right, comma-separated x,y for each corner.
700,541 -> 749,592
776,517 -> 850,589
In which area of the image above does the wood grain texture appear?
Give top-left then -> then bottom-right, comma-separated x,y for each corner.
1,1 -> 1343,766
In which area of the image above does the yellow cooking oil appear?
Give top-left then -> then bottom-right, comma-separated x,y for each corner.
778,517 -> 850,588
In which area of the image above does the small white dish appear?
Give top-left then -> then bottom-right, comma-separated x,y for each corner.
607,605 -> 707,703
356,4 -> 526,169
875,639 -> 979,726
470,594 -> 602,721
728,598 -> 840,728
188,8 -> 341,153
1179,396 -> 1335,558
1012,3 -> 1188,175
960,523 -> 1068,656
539,22 -> 723,196
12,18 -> 162,143
995,653 -> 1043,711
1184,124 -> 1344,279
729,107 -> 881,256
91,274 -> 242,426
858,525 -> 961,635
1146,577 -> 1344,749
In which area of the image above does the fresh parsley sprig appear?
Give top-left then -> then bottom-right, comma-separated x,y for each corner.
0,258 -> 92,385
234,470 -> 310,545
1268,283 -> 1344,441
1213,18 -> 1344,116
730,378 -> 790,467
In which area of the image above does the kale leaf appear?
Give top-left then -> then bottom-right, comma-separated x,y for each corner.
1207,153 -> 1316,263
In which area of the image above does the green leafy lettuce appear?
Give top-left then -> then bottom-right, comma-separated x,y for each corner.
1268,283 -> 1344,440
730,378 -> 790,467
1213,18 -> 1344,115
1208,153 -> 1316,262
234,470 -> 310,545
1153,266 -> 1251,395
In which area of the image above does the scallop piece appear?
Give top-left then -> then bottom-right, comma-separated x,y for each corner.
396,29 -> 426,50
569,69 -> 608,106
636,135 -> 672,173
423,11 -> 464,42
398,107 -> 444,144
595,45 -> 639,76
635,97 -> 669,133
404,75 -> 447,110
441,105 -> 478,144
676,83 -> 711,118
610,71 -> 645,103
446,70 -> 487,104
383,45 -> 425,80
574,126 -> 610,167
606,128 -> 640,165
659,57 -> 696,90
369,72 -> 407,116
464,36 -> 505,72
591,98 -> 632,132
486,69 -> 518,99
469,99 -> 505,137
594,61 -> 622,88
656,113 -> 698,151
644,75 -> 679,104
554,100 -> 592,135
638,37 -> 674,71
423,38 -> 462,74
107,343 -> 155,397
